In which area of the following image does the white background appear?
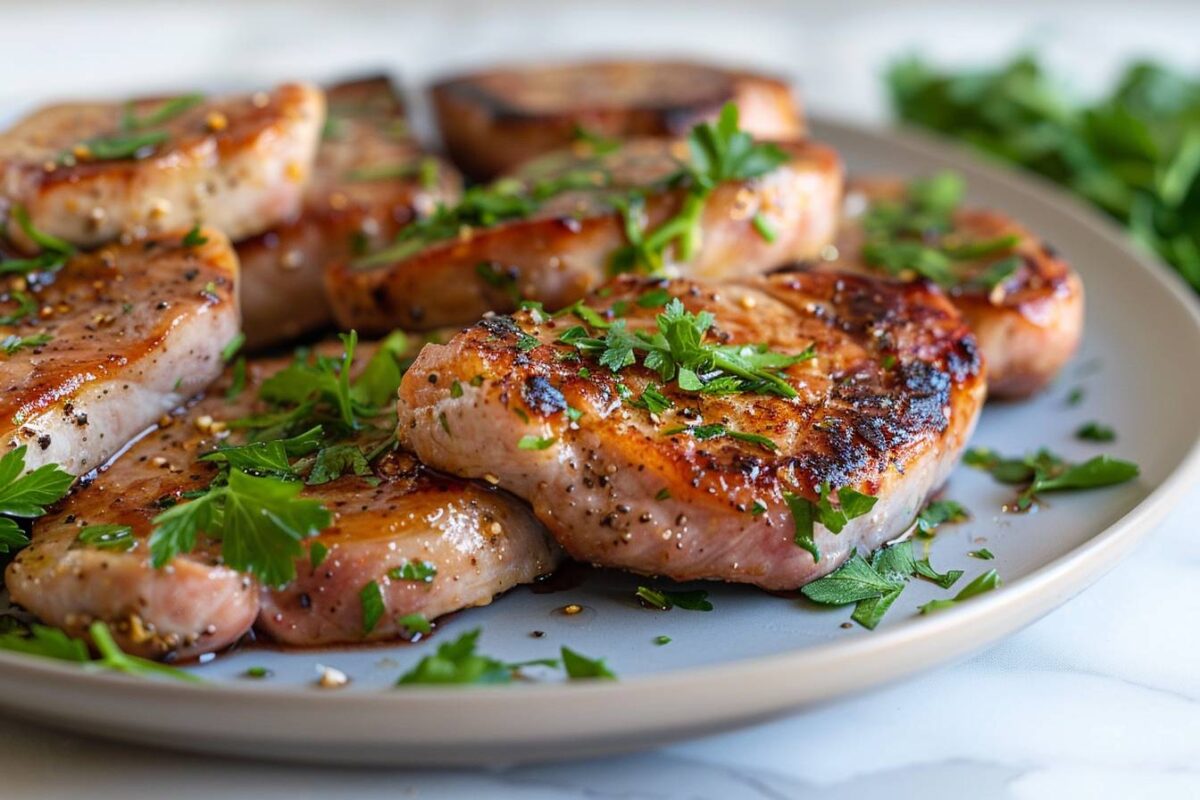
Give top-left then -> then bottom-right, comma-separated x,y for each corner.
2,1 -> 1199,798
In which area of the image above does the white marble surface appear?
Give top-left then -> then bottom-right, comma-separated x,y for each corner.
2,2 -> 1199,797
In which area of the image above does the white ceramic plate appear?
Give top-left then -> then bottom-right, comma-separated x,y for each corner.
1,119 -> 1198,767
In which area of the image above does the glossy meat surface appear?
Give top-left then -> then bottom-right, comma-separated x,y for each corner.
0,83 -> 324,248
0,228 -> 239,476
238,77 -> 461,348
397,273 -> 985,589
326,137 -> 842,334
431,59 -> 804,179
6,344 -> 559,658
818,179 -> 1084,398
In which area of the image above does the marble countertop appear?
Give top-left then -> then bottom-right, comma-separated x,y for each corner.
2,2 -> 1198,798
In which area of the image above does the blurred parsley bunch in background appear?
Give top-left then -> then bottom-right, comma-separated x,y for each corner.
888,55 -> 1200,291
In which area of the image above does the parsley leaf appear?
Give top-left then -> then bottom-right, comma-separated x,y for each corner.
1076,421 -> 1116,442
918,569 -> 1002,614
663,423 -> 777,452
183,224 -> 209,249
561,646 -> 617,680
396,628 -> 515,686
634,586 -> 713,611
966,446 -> 1139,509
360,580 -> 385,634
0,446 -> 74,519
915,499 -> 969,535
0,621 -> 199,682
149,468 -> 331,587
517,435 -> 555,450
1,332 -> 52,355
75,524 -> 135,552
389,559 -> 437,583
305,443 -> 372,485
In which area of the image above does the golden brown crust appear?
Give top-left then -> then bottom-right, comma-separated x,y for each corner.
237,77 -> 461,348
397,273 -> 985,588
809,178 -> 1085,399
431,60 -> 804,179
0,83 -> 324,248
325,138 -> 842,334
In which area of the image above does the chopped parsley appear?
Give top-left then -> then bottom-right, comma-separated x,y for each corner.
0,621 -> 199,682
801,541 -> 963,629
858,172 -> 1023,289
662,423 -> 777,452
1,332 -> 52,355
918,569 -> 1002,614
0,446 -> 74,556
0,291 -> 37,326
784,483 -> 879,563
1076,421 -> 1116,442
395,628 -> 522,686
564,297 -> 812,398
75,524 -> 135,552
965,447 -> 1139,510
517,434 -> 556,450
398,613 -> 432,636
914,499 -> 969,536
561,646 -> 617,680
183,224 -> 209,248
389,559 -> 437,583
220,332 -> 245,362
654,635 -> 672,646
635,586 -> 713,611
969,548 -> 995,560
360,580 -> 385,634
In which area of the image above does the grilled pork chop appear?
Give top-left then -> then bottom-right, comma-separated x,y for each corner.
397,273 -> 985,590
431,59 -> 804,179
6,343 -> 559,659
238,77 -> 462,348
0,227 -> 238,476
0,83 -> 324,249
820,178 -> 1084,398
325,137 -> 842,334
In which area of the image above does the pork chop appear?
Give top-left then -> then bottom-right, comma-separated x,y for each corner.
0,83 -> 324,249
325,135 -> 843,334
6,340 -> 560,659
0,227 -> 239,476
397,273 -> 985,590
431,59 -> 803,179
813,176 -> 1084,398
237,77 -> 461,348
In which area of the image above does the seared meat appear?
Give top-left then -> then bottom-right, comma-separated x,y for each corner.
0,83 -> 324,249
237,77 -> 461,348
397,273 -> 985,590
432,59 -> 804,179
818,178 -> 1084,398
0,228 -> 238,476
6,343 -> 560,659
325,137 -> 843,334
258,448 -> 559,646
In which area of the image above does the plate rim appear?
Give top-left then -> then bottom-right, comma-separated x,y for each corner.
1,117 -> 1198,762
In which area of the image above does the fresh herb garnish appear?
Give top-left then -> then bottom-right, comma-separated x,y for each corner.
398,613 -> 432,636
309,541 -> 329,569
75,524 -> 135,552
965,447 -> 1139,509
612,104 -> 788,273
662,423 -> 777,452
183,224 -> 209,248
0,446 -> 74,555
0,621 -> 199,682
889,55 -> 1200,292
561,646 -> 617,680
122,94 -> 204,130
969,548 -> 995,560
1,206 -> 75,277
1076,421 -> 1116,442
395,628 -> 520,686
149,468 -> 331,587
801,541 -> 962,629
517,434 -> 555,450
1,333 -> 52,355
565,298 -> 812,399
0,292 -> 37,326
220,332 -> 245,362
389,559 -> 437,583
914,499 -> 969,535
784,483 -> 879,563
360,580 -> 385,634
918,569 -> 1002,614
654,635 -> 672,646
635,586 -> 713,611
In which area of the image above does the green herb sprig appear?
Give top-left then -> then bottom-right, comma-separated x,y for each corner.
965,447 -> 1139,510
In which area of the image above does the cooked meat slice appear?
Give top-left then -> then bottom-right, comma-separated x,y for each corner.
397,273 -> 985,590
6,341 -> 560,658
325,137 -> 842,334
0,83 -> 324,249
813,177 -> 1083,399
257,448 -> 560,646
238,77 -> 462,348
431,59 -> 803,179
0,227 -> 239,476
